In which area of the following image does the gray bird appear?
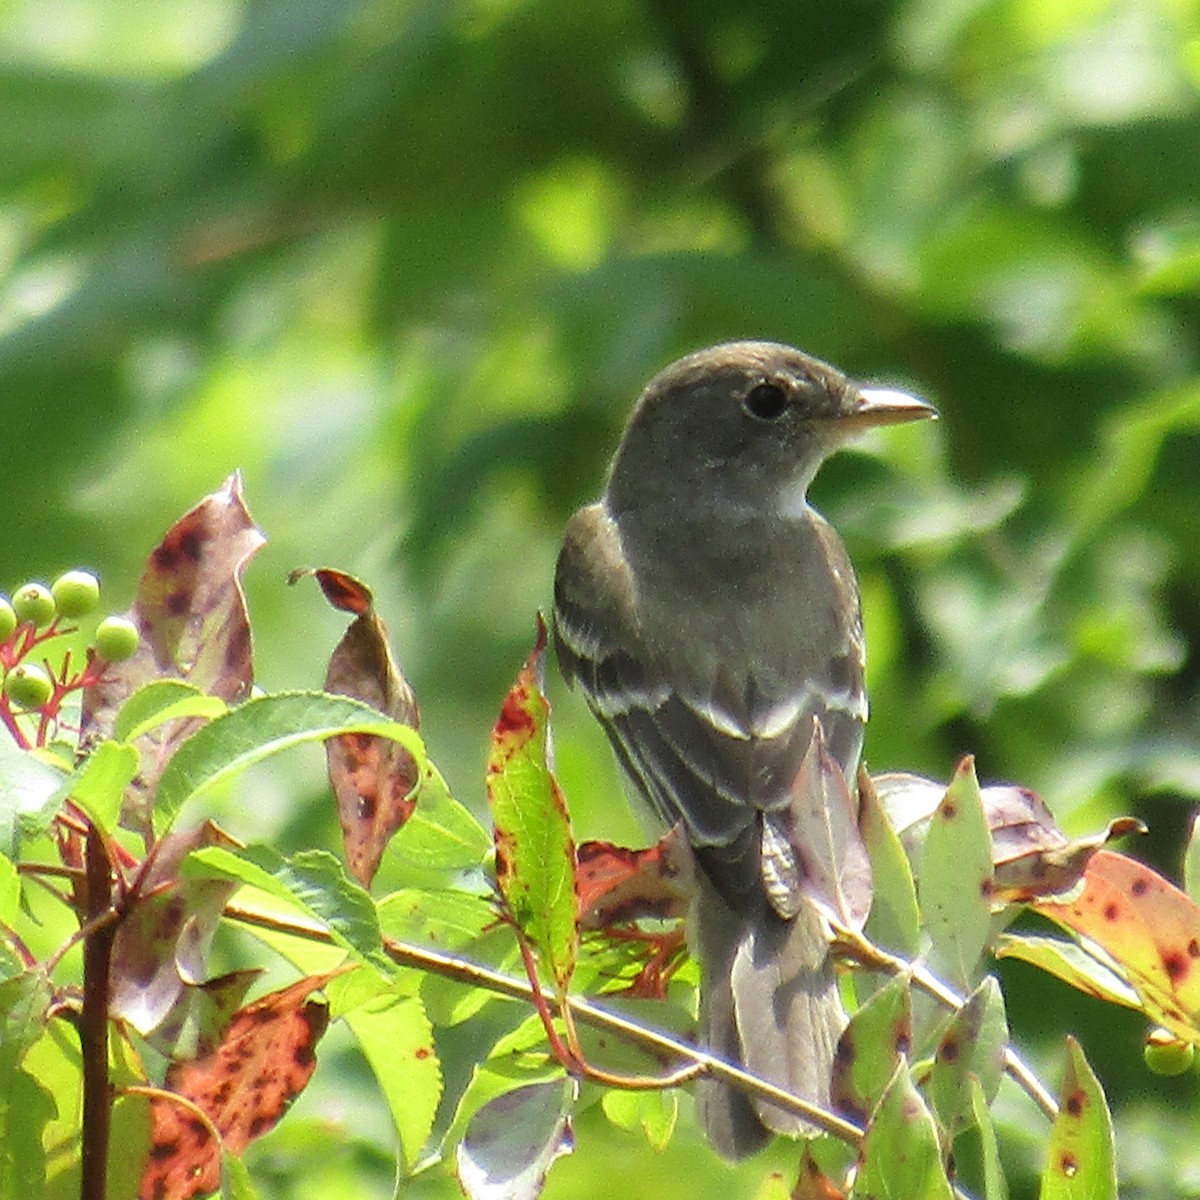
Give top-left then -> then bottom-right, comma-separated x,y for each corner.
553,341 -> 935,1158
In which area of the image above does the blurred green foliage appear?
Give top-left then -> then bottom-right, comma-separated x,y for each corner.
2,0 -> 1200,1195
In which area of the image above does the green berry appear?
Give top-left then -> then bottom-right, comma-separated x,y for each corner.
51,570 -> 101,619
95,615 -> 139,662
4,663 -> 54,709
1144,1033 -> 1195,1076
0,598 -> 15,642
12,583 -> 56,629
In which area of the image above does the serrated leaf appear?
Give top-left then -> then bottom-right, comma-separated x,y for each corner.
114,680 -> 228,743
457,1078 -> 577,1200
57,740 -> 139,838
341,989 -> 441,1170
486,625 -> 577,993
382,764 -> 490,876
184,845 -> 384,967
850,1060 -> 953,1200
1039,1037 -> 1117,1200
152,691 -> 426,834
0,971 -> 55,1200
0,738 -> 67,858
919,757 -> 994,991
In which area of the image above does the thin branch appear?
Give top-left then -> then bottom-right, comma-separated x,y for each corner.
839,927 -> 1059,1121
223,900 -> 865,1146
80,825 -> 116,1200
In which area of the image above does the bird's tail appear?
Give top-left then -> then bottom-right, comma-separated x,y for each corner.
694,877 -> 846,1160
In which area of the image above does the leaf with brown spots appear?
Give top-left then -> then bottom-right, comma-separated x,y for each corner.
110,822 -> 254,1058
139,973 -> 334,1200
792,1145 -> 849,1200
1039,1037 -> 1117,1200
575,829 -> 691,930
873,771 -> 1142,904
298,568 -> 421,886
1035,850 -> 1200,1043
851,1061 -> 953,1200
830,970 -> 912,1128
486,619 -> 578,994
81,474 -> 264,837
918,757 -> 994,992
927,977 -> 1008,1137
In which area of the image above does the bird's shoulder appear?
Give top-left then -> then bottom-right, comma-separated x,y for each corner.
553,502 -> 642,685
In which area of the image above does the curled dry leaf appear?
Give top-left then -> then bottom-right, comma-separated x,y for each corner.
298,568 -> 421,888
139,973 -> 336,1200
81,473 -> 264,837
575,828 -> 692,929
110,821 -> 249,1058
871,772 -> 1143,903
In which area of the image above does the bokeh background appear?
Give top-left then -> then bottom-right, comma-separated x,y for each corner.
3,0 -> 1200,1195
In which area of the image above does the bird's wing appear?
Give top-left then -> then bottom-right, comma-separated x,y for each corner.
554,503 -> 864,905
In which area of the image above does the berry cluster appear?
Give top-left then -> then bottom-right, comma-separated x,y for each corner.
0,570 -> 139,749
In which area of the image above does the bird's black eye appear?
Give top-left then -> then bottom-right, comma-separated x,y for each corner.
743,382 -> 789,421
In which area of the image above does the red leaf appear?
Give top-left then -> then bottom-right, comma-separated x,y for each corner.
139,974 -> 334,1200
575,830 -> 691,929
81,473 -> 264,836
301,568 -> 421,886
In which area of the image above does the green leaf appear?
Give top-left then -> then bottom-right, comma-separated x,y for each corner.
377,887 -> 495,949
0,854 -> 18,926
113,678 -> 228,743
1039,1037 -> 1117,1200
382,763 -> 490,878
971,1076 -> 1009,1200
0,738 -> 67,858
928,976 -> 1008,1135
57,740 -> 139,837
0,1068 -> 54,1200
1184,813 -> 1200,905
220,1152 -> 258,1200
185,845 -> 384,967
341,990 -> 442,1171
152,691 -> 426,834
486,632 -> 577,994
995,934 -> 1141,1010
850,1060 -> 954,1200
0,971 -> 56,1200
861,773 -> 921,957
831,970 -> 912,1127
600,1088 -> 678,1151
919,757 -> 994,991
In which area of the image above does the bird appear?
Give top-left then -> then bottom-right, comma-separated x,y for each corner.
552,341 -> 936,1158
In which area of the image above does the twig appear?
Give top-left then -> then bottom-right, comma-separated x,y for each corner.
839,927 -> 1059,1121
80,825 -> 116,1200
223,901 -> 865,1146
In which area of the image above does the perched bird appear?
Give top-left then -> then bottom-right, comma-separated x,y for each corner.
553,341 -> 935,1158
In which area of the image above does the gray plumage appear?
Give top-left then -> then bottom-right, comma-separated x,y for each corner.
553,341 -> 934,1158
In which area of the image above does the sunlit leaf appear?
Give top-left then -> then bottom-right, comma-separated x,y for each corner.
1035,850 -> 1200,1042
918,757 -> 994,990
850,1060 -> 953,1200
1038,1037 -> 1116,1200
486,621 -> 577,993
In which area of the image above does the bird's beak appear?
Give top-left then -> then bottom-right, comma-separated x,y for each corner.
843,386 -> 939,429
